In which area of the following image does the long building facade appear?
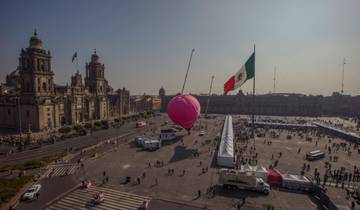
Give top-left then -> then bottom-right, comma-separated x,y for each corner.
159,88 -> 360,117
0,32 -> 130,132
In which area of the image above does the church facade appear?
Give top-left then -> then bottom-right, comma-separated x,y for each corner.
0,32 -> 122,132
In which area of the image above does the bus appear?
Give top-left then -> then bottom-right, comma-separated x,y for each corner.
306,150 -> 325,161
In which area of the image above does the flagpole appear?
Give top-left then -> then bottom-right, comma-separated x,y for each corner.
252,44 -> 256,142
181,49 -> 195,94
205,75 -> 215,117
76,53 -> 79,73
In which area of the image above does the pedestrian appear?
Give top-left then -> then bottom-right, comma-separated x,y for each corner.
36,192 -> 39,200
198,190 -> 201,197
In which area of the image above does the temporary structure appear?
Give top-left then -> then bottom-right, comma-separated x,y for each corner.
255,165 -> 268,182
266,168 -> 282,186
281,173 -> 312,191
217,116 -> 234,168
240,164 -> 267,181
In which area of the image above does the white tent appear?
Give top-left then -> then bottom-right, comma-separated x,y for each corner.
217,116 -> 234,168
241,164 -> 255,172
240,164 -> 267,181
255,165 -> 268,181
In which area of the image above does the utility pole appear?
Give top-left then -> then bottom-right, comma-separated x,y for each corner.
205,75 -> 215,117
341,58 -> 346,94
273,66 -> 276,93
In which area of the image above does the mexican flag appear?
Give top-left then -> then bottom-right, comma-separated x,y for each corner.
224,52 -> 255,95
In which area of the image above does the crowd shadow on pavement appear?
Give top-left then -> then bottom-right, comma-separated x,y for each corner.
168,145 -> 198,163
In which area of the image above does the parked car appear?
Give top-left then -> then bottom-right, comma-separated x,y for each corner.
22,184 -> 41,201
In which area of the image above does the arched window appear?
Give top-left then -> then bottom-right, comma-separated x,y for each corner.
42,82 -> 47,91
100,86 -> 103,92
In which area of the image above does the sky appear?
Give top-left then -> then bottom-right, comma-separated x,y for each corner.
0,0 -> 359,96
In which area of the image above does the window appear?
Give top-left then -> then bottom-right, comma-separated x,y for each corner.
26,110 -> 30,117
42,82 -> 47,91
7,109 -> 11,115
26,82 -> 30,91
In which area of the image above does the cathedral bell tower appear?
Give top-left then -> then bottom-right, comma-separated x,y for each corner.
19,31 -> 54,98
85,50 -> 107,96
84,50 -> 109,120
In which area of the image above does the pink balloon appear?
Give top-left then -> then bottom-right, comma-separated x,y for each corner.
167,94 -> 201,129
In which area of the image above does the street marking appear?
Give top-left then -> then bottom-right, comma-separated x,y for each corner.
43,164 -> 79,178
45,185 -> 151,210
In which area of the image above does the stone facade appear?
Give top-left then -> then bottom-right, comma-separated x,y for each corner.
108,88 -> 130,118
160,88 -> 360,117
0,32 -> 130,132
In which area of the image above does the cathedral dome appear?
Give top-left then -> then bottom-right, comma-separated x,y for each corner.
91,50 -> 100,63
29,30 -> 43,49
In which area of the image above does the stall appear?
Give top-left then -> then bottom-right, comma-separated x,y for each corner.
266,168 -> 282,186
255,165 -> 268,182
281,174 -> 313,191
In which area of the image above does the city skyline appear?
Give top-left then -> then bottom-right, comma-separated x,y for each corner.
1,0 -> 359,96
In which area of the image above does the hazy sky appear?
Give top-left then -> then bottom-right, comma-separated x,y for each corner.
1,0 -> 359,96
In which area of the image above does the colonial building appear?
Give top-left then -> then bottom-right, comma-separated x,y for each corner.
160,87 -> 360,117
108,88 -> 130,119
0,32 -> 130,132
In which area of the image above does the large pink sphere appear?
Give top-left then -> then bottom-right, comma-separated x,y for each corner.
167,94 -> 201,129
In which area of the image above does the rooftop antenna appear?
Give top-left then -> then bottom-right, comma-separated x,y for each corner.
341,58 -> 346,94
273,66 -> 276,93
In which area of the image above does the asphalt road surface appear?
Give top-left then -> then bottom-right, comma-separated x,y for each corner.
0,115 -> 167,166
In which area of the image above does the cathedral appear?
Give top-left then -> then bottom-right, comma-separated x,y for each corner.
0,32 -> 114,132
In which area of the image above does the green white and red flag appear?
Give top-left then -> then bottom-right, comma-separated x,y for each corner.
224,52 -> 255,95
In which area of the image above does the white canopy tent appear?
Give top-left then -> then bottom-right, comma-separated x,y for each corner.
217,115 -> 234,168
240,164 -> 268,181
255,165 -> 268,181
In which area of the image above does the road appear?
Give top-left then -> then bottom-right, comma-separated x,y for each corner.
0,115 -> 167,166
